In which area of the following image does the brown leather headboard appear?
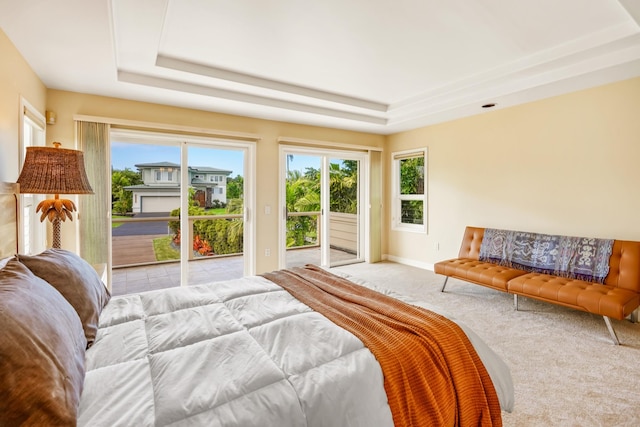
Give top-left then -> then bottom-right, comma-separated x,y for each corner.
0,182 -> 19,258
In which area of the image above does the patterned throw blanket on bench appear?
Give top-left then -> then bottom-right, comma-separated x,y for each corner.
263,265 -> 502,427
479,228 -> 614,283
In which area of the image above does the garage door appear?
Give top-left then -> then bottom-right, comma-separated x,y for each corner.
140,196 -> 180,213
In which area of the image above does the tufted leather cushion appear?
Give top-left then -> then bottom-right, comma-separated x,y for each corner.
0,259 -> 86,425
456,227 -> 485,259
18,249 -> 111,348
603,239 -> 640,294
434,258 -> 528,291
508,273 -> 640,320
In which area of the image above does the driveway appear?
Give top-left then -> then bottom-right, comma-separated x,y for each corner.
112,212 -> 173,236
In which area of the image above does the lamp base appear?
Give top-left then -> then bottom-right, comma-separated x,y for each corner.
52,217 -> 61,249
35,196 -> 76,249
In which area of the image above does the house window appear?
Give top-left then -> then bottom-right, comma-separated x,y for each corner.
154,168 -> 174,182
392,148 -> 426,233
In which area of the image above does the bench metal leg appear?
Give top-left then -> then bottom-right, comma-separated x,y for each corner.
603,316 -> 620,345
513,294 -> 518,311
440,277 -> 449,292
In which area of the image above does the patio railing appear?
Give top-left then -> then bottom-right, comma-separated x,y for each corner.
112,211 -> 357,268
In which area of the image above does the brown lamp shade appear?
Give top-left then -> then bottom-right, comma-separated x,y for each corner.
17,145 -> 94,195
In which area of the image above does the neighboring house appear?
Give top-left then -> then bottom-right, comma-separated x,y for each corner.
124,162 -> 232,213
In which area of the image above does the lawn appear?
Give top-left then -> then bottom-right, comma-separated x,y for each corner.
153,236 -> 180,261
111,215 -> 128,228
205,208 -> 226,215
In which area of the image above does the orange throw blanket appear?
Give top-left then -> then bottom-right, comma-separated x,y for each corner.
262,265 -> 502,427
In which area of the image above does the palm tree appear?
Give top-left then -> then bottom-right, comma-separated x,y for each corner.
286,169 -> 320,247
329,162 -> 357,214
284,162 -> 359,247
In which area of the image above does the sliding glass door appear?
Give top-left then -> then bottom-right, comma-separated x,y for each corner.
283,153 -> 322,267
186,144 -> 246,284
281,147 -> 367,269
327,156 -> 361,265
110,141 -> 181,281
110,130 -> 252,294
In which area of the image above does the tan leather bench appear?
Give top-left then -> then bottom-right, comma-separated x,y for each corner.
434,227 -> 640,344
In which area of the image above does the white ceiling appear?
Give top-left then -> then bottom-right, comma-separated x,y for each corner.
2,0 -> 640,135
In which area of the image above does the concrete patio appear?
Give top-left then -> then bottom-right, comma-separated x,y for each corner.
111,246 -> 359,296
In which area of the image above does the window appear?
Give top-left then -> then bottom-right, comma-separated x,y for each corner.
19,99 -> 47,254
155,168 -> 174,182
392,148 -> 426,232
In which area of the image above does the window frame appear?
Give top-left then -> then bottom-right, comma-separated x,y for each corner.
391,148 -> 427,233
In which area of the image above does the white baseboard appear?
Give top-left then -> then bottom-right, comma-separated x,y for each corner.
382,254 -> 435,272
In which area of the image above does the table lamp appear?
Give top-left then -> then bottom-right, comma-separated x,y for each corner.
17,142 -> 94,248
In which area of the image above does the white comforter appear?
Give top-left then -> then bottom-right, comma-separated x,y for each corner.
78,275 -> 513,426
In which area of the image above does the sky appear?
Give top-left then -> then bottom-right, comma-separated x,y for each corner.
111,142 -> 324,177
111,142 -> 245,177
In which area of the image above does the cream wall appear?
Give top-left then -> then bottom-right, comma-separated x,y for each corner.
0,29 -> 46,182
45,90 -> 385,272
385,77 -> 640,268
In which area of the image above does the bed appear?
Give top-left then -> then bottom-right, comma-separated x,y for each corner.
0,182 -> 513,426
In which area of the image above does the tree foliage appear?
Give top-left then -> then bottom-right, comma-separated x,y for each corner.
285,161 -> 358,247
286,169 -> 319,247
399,157 -> 424,195
329,160 -> 358,214
399,156 -> 425,224
226,175 -> 243,200
111,168 -> 143,214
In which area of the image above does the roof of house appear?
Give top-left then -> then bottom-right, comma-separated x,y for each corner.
122,184 -> 179,191
134,162 -> 180,168
133,162 -> 232,175
189,166 -> 232,175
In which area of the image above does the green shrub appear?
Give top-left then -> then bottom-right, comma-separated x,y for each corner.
171,207 -> 243,255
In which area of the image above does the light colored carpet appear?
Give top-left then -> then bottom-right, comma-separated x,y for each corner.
334,261 -> 640,427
